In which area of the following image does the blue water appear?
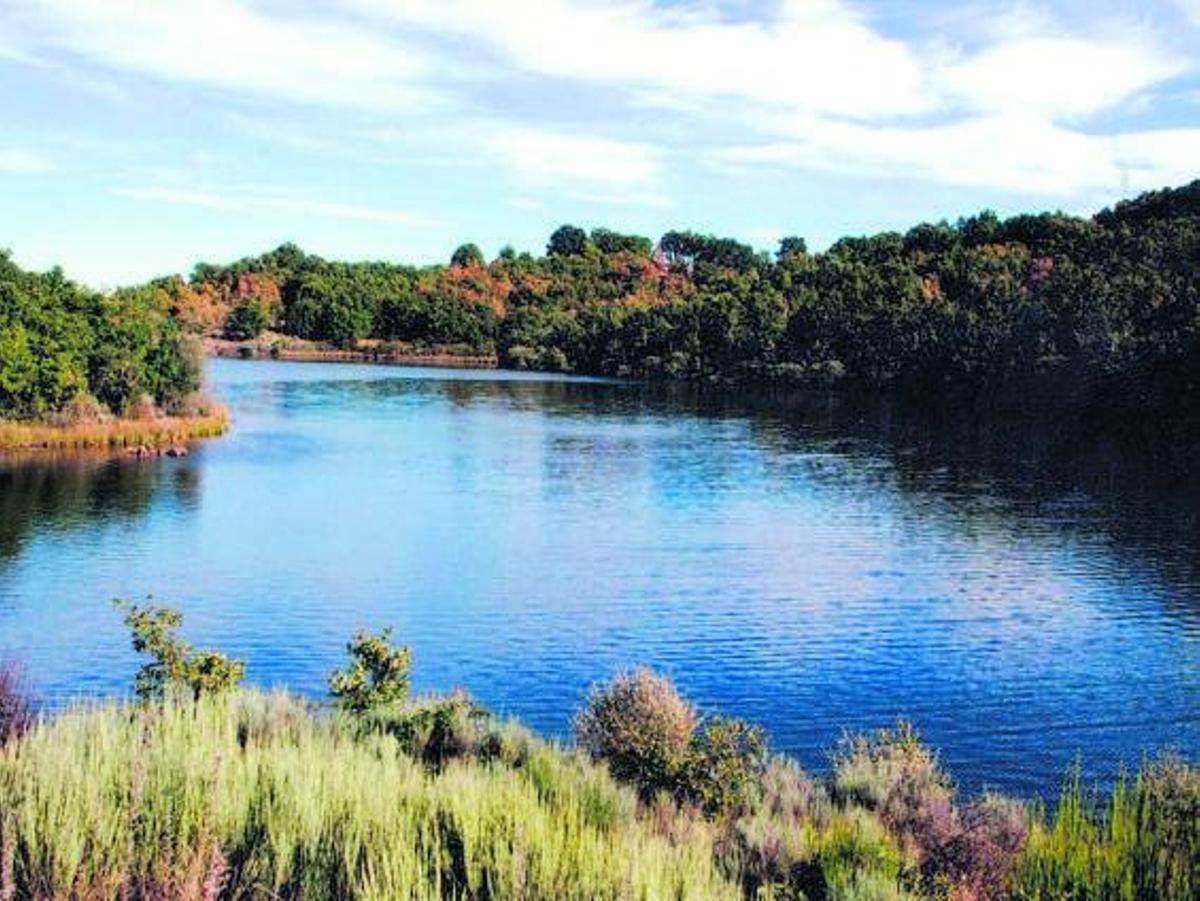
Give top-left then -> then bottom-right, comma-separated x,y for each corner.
1,358 -> 1197,797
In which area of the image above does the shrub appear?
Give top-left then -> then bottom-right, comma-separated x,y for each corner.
927,794 -> 1028,900
116,600 -> 245,701
760,755 -> 827,824
477,718 -> 538,769
327,628 -> 411,713
223,299 -> 271,340
818,810 -> 907,900
832,720 -> 957,862
0,692 -> 739,899
368,690 -> 487,767
575,669 -> 767,815
0,661 -> 33,746
130,393 -> 158,421
685,714 -> 767,815
49,392 -> 111,426
720,757 -> 833,895
574,668 -> 698,800
1134,756 -> 1200,898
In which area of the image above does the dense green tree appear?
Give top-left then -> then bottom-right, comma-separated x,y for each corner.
223,299 -> 272,340
85,178 -> 1200,426
450,243 -> 485,268
547,224 -> 588,257
0,253 -> 199,420
329,628 -> 412,714
590,228 -> 653,256
115,600 -> 245,702
777,236 -> 807,261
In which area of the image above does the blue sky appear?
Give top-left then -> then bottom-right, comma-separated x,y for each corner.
1,0 -> 1198,287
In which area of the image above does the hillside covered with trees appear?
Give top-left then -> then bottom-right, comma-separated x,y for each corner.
168,181 -> 1198,413
7,180 -> 1197,423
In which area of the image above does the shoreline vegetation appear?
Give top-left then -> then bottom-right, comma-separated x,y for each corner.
0,404 -> 229,453
5,179 -> 1200,453
1,248 -> 222,456
153,181 -> 1196,427
204,333 -> 498,369
0,607 -> 1195,900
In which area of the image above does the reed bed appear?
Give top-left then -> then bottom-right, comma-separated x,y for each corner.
0,408 -> 229,452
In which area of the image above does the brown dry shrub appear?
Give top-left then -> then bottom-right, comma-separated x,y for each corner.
574,667 -> 698,800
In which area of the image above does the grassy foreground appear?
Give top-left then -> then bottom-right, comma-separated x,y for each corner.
0,407 -> 228,452
0,687 -> 1196,900
0,613 -> 1195,900
0,693 -> 734,900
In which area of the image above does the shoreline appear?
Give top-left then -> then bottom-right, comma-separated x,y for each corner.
205,335 -> 497,369
0,407 -> 230,453
2,679 -> 1194,898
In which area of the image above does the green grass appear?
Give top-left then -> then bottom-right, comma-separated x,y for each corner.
0,690 -> 1195,899
0,692 -> 736,899
1011,761 -> 1199,900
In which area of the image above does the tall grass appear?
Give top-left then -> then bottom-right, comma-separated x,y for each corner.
0,692 -> 737,899
1011,760 -> 1199,900
0,685 -> 1194,899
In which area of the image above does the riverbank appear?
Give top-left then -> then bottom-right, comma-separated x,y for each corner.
0,406 -> 229,452
206,334 -> 498,369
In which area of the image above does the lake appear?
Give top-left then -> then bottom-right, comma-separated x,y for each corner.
1,358 -> 1197,798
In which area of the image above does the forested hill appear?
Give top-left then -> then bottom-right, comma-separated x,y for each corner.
19,180 -> 1200,413
159,180 -> 1198,400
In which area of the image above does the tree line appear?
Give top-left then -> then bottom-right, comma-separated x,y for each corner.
6,180 -> 1198,420
175,180 -> 1199,409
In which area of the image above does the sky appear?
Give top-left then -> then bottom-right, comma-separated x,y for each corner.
1,0 -> 1198,288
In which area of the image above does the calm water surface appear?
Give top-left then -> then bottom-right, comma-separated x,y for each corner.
1,358 -> 1197,797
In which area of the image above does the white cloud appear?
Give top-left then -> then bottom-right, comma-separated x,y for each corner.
349,0 -> 1194,195
113,185 -> 443,227
356,0 -> 931,120
5,0 -> 444,111
487,130 -> 661,187
358,1 -> 1189,123
713,114 -> 1200,197
4,0 -> 1197,204
0,148 -> 52,172
936,34 -> 1185,118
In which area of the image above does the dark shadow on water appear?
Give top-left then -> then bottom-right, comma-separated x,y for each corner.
0,455 -> 202,565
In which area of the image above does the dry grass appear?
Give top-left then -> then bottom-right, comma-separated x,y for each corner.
0,407 -> 229,452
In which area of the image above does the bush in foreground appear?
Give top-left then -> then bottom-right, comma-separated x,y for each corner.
1011,759 -> 1199,900
574,667 -> 766,814
0,694 -> 736,899
116,600 -> 245,702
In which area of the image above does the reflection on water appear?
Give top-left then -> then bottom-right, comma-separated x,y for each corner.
0,456 -> 201,564
0,358 -> 1196,797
